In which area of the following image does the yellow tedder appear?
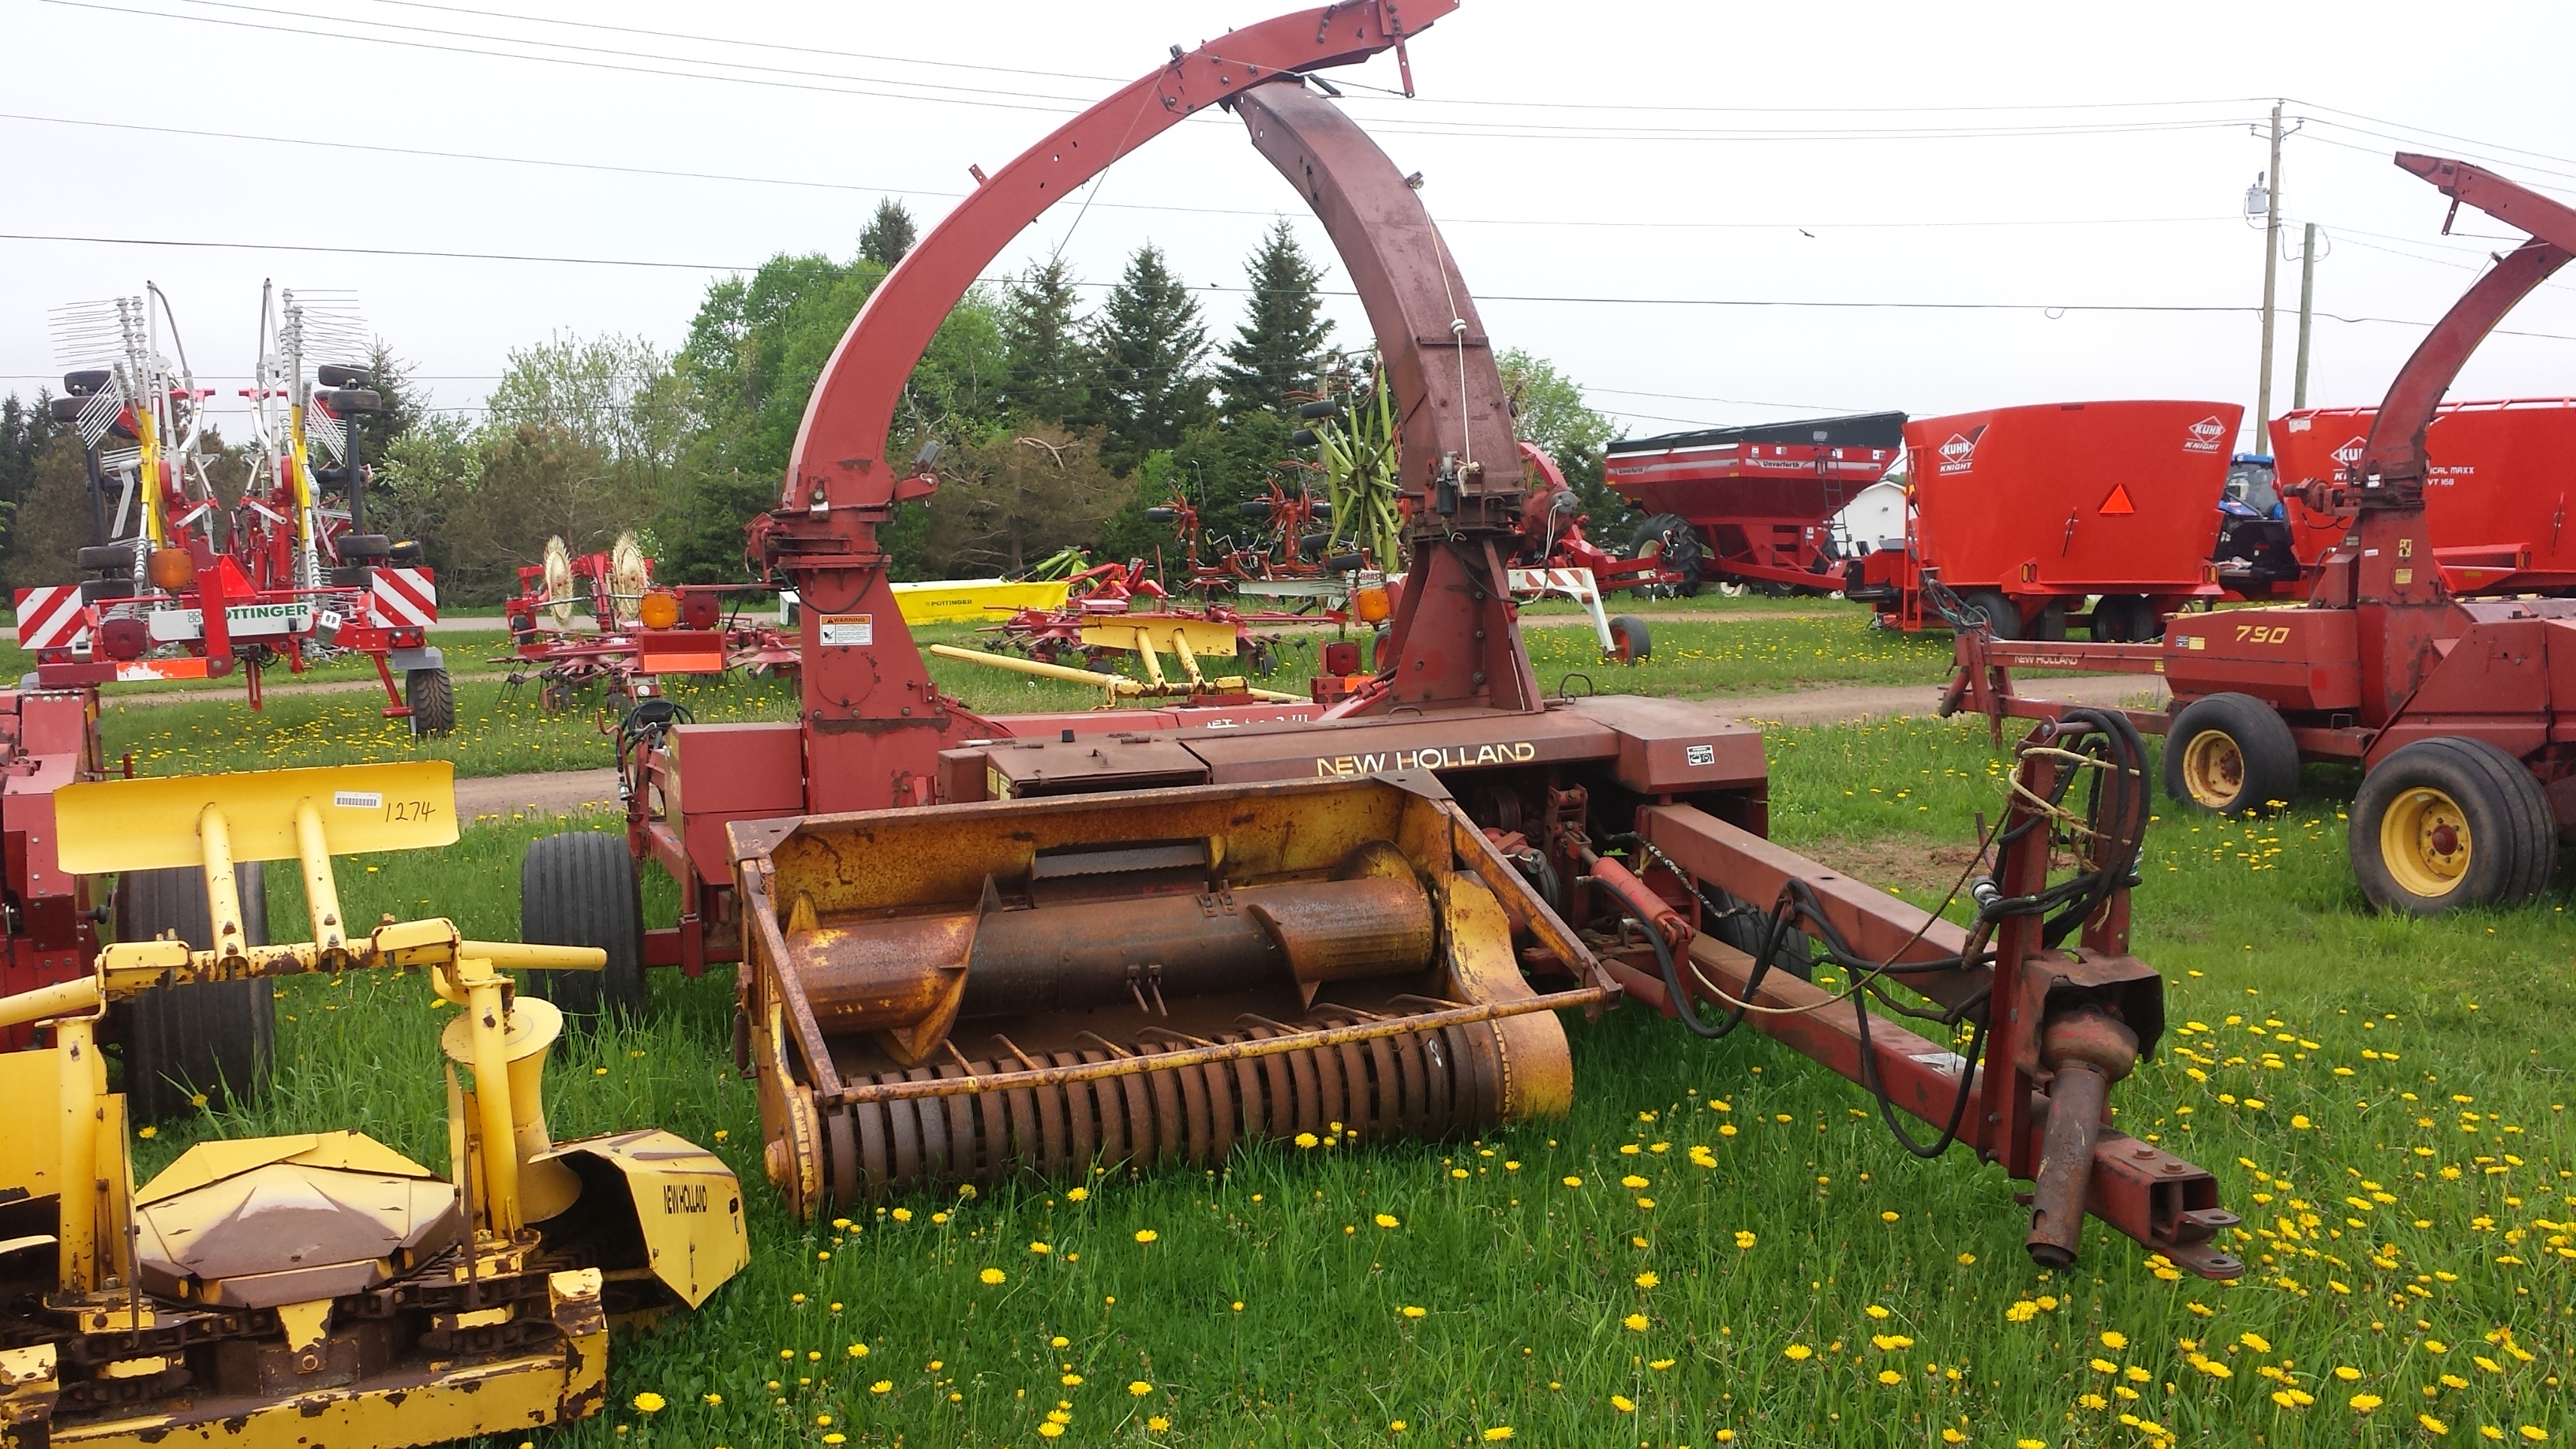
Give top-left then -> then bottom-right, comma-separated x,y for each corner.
0,763 -> 745,1448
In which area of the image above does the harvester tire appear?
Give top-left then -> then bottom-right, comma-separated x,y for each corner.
2350,738 -> 2554,915
110,863 -> 274,1122
2162,692 -> 2299,816
76,543 -> 136,571
1629,513 -> 1704,597
1703,885 -> 1814,983
406,667 -> 455,736
336,534 -> 394,560
520,830 -> 649,1024
1608,615 -> 1651,664
1958,590 -> 2021,639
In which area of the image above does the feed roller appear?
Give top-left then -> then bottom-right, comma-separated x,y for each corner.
732,774 -> 1613,1208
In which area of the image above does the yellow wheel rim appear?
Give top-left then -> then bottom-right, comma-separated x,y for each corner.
2379,787 -> 2471,899
2180,729 -> 2245,809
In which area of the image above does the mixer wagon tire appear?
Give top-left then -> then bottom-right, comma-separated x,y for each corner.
2027,599 -> 2069,642
1958,590 -> 2021,639
110,863 -> 273,1122
2091,594 -> 2158,642
1608,615 -> 1651,664
1629,513 -> 1704,597
2350,738 -> 2554,915
405,667 -> 455,736
520,831 -> 649,1025
2162,693 -> 2299,816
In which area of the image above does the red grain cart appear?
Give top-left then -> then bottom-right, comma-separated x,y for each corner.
1846,400 -> 2237,639
2271,398 -> 2576,593
1604,413 -> 1906,595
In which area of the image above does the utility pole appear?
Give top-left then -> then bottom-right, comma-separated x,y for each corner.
2293,221 -> 2319,411
2256,101 -> 2284,445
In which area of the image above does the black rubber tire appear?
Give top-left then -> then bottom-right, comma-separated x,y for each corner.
2162,692 -> 2301,816
337,534 -> 393,560
329,564 -> 374,588
2349,737 -> 2554,915
82,578 -> 136,602
2027,599 -> 2069,642
1608,614 -> 1651,664
1371,625 -> 1391,673
520,831 -> 648,1024
1959,590 -> 2021,640
1704,886 -> 1814,983
406,667 -> 455,736
1629,513 -> 1705,597
111,864 -> 273,1121
76,543 -> 135,571
2091,593 -> 2156,643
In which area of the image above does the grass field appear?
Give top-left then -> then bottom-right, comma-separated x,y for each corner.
88,615 -> 1960,778
129,710 -> 2571,1448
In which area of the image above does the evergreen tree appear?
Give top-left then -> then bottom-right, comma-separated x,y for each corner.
859,199 -> 919,269
1088,244 -> 1211,472
1215,220 -> 1331,417
997,258 -> 1087,425
348,340 -> 421,466
0,391 -> 63,555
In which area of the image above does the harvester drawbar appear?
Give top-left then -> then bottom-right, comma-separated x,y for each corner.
524,0 -> 2240,1279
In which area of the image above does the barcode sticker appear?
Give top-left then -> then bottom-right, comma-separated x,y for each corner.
335,790 -> 384,809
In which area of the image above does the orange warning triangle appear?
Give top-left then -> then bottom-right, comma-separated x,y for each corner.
2099,483 -> 2137,515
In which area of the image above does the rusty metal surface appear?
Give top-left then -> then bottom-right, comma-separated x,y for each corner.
1234,83 -> 1538,713
734,776 -> 1601,1208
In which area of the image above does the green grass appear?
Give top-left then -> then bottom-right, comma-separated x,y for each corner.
88,616 -> 1961,778
125,715 -> 2571,1448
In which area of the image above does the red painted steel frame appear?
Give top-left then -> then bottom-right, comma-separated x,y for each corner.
1628,766 -> 2240,1276
756,2 -> 1453,814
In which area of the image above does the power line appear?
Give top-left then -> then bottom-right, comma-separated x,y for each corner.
363,2 -> 2275,123
0,112 -> 2239,234
43,3 -> 2271,146
9,228 -> 2574,340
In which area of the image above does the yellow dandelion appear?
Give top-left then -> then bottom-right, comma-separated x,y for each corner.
631,1392 -> 665,1413
1611,1395 -> 1636,1413
1375,1213 -> 1400,1229
1066,1186 -> 1088,1201
1129,1381 -> 1153,1397
1734,1230 -> 1757,1249
869,1380 -> 893,1395
979,1267 -> 1005,1285
1149,1416 -> 1170,1432
1634,1271 -> 1661,1289
1133,1229 -> 1158,1243
1623,1313 -> 1649,1331
1400,1305 -> 1427,1320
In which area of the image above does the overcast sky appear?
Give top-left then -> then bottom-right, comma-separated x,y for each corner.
8,0 -> 2574,454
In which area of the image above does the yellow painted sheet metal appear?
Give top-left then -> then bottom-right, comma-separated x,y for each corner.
536,1129 -> 748,1309
134,1131 -> 438,1208
892,578 -> 1070,624
56,763 -> 458,875
1078,616 -> 1241,658
46,1312 -> 607,1447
